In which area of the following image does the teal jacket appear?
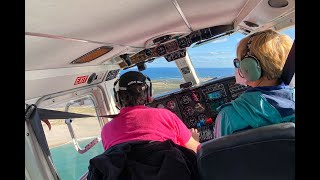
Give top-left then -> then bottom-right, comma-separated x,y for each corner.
214,83 -> 295,138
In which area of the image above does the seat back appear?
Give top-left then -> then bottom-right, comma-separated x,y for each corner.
197,122 -> 295,180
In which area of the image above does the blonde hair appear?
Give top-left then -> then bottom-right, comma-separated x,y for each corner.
237,29 -> 293,80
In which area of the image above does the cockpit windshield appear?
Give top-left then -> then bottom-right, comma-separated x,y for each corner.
120,26 -> 295,96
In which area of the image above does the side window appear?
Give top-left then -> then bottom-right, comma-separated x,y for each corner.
42,95 -> 104,180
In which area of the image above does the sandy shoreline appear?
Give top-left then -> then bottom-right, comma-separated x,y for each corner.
42,117 -> 102,149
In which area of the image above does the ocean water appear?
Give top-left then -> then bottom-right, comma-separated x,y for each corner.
50,138 -> 104,180
121,67 -> 235,80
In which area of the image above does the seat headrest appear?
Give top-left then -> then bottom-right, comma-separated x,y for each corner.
197,123 -> 295,180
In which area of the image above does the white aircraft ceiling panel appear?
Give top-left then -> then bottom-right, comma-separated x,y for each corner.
26,0 -> 188,47
177,0 -> 247,30
25,36 -> 123,71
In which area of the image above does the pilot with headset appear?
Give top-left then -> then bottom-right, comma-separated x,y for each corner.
101,71 -> 200,153
214,29 -> 295,138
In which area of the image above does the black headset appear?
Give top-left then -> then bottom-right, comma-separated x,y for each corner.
234,32 -> 263,81
113,74 -> 152,109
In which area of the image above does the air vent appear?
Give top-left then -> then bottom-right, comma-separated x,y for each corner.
239,28 -> 251,35
244,21 -> 259,28
71,46 -> 113,64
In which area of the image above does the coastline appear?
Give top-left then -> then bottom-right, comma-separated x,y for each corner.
43,117 -> 102,149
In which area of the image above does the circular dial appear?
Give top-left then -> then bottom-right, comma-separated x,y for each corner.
185,116 -> 197,128
166,100 -> 176,110
156,45 -> 167,56
156,103 -> 165,108
181,95 -> 191,105
184,106 -> 195,116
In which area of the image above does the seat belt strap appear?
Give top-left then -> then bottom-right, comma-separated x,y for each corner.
26,104 -> 118,130
25,104 -> 118,153
37,107 -> 118,119
281,40 -> 295,85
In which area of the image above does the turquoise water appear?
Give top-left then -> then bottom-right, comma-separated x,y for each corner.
50,138 -> 104,180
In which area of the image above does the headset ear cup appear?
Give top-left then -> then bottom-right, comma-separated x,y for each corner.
145,76 -> 153,103
145,85 -> 153,103
240,56 -> 261,81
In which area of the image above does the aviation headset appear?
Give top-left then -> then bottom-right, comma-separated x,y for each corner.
113,71 -> 153,109
234,33 -> 263,81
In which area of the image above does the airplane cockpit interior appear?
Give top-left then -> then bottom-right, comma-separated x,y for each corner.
25,0 -> 295,179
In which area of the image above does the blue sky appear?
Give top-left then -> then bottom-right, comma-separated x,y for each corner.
146,26 -> 295,68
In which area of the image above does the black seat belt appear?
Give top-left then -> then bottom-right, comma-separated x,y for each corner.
25,104 -> 118,130
37,106 -> 118,120
281,40 -> 295,85
25,104 -> 118,148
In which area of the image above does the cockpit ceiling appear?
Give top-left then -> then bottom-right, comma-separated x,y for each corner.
26,0 -> 295,71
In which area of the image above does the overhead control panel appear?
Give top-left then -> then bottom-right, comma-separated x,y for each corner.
164,49 -> 186,62
119,24 -> 233,68
146,76 -> 248,143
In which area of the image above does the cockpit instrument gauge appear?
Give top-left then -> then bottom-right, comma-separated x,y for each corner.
156,45 -> 167,56
181,95 -> 191,105
186,116 -> 197,128
184,106 -> 194,116
166,100 -> 176,110
164,41 -> 178,53
145,49 -> 152,57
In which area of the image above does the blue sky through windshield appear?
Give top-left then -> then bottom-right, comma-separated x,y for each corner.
146,27 -> 295,68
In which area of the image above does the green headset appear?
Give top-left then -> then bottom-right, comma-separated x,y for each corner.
233,33 -> 262,81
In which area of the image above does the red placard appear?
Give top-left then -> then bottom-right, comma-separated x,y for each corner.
74,75 -> 88,85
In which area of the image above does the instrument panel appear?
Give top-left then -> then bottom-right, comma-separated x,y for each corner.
146,76 -> 248,143
119,24 -> 234,68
